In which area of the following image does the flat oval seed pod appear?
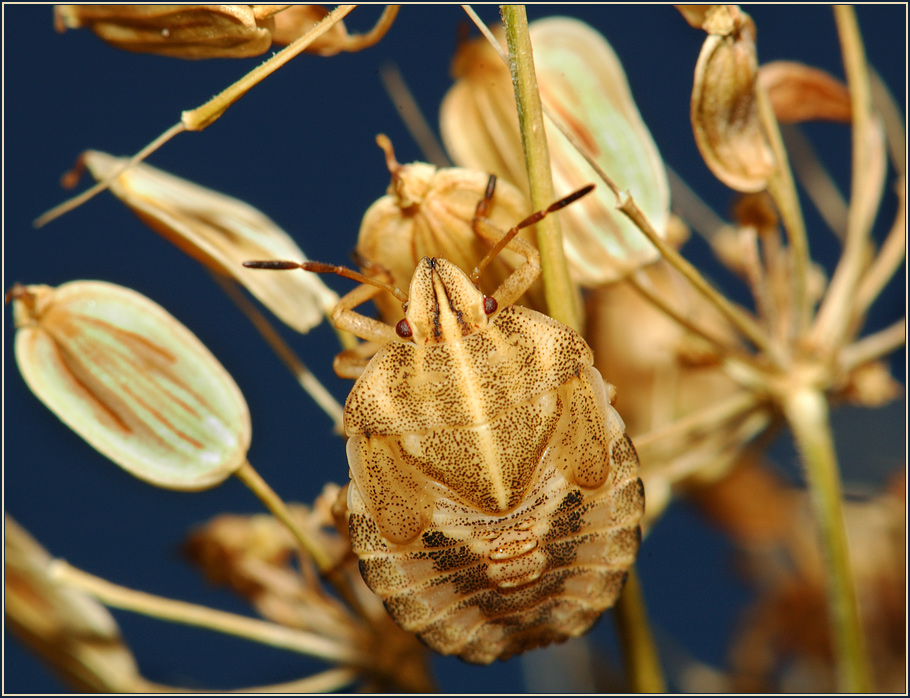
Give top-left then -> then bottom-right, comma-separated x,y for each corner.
441,17 -> 670,286
12,281 -> 251,490
81,151 -> 338,334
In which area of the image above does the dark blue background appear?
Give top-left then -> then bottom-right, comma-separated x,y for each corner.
5,5 -> 905,692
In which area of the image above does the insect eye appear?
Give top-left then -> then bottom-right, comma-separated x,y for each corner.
483,296 -> 498,315
395,318 -> 413,338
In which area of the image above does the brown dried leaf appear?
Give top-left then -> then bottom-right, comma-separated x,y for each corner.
759,61 -> 852,124
5,515 -> 141,692
54,5 -> 276,59
80,151 -> 338,333
691,10 -> 775,192
11,281 -> 251,490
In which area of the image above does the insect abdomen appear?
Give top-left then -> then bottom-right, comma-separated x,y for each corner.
347,427 -> 643,664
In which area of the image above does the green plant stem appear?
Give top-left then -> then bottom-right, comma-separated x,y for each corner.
500,4 -> 580,332
780,386 -> 872,692
614,567 -> 666,693
235,460 -> 335,573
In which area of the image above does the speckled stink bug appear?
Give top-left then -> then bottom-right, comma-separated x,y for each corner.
246,181 -> 644,664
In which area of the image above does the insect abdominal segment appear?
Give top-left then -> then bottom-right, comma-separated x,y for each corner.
251,184 -> 644,662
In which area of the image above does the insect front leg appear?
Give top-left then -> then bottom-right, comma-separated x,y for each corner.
473,215 -> 542,308
333,340 -> 381,380
330,282 -> 401,346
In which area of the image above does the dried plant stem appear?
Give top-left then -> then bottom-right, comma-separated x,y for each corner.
627,270 -> 763,370
780,387 -> 872,692
213,274 -> 345,432
813,6 -> 878,349
34,123 -> 186,228
840,318 -> 906,373
48,560 -> 365,666
666,165 -> 735,244
779,124 -> 848,240
614,568 -> 666,693
181,5 -> 358,131
632,391 -> 762,453
380,64 -> 452,168
756,83 -> 811,333
617,193 -> 778,361
35,5 -> 370,229
137,667 -> 359,693
500,4 -> 580,332
854,191 -> 906,320
234,461 -> 374,624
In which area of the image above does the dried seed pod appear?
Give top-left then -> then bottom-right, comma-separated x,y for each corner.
54,5 -> 280,59
54,5 -> 396,59
5,515 -> 141,692
758,60 -> 852,124
356,136 -> 544,322
80,151 -> 338,333
689,6 -> 775,192
11,281 -> 251,490
441,17 -> 670,286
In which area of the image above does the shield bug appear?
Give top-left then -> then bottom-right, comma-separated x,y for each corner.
246,183 -> 645,664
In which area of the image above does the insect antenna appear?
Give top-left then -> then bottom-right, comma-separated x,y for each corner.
244,260 -> 409,303
471,184 -> 595,284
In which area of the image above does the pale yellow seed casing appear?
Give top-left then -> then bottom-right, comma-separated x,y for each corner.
356,155 -> 544,322
12,281 -> 251,490
81,150 -> 338,334
342,259 -> 644,663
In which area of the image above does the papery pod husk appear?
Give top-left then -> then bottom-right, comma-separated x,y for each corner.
690,6 -> 775,192
585,260 -> 772,526
758,60 -> 851,124
441,17 -> 670,287
81,151 -> 338,334
54,4 -> 281,58
5,514 -> 142,692
356,139 -> 545,322
12,281 -> 251,490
